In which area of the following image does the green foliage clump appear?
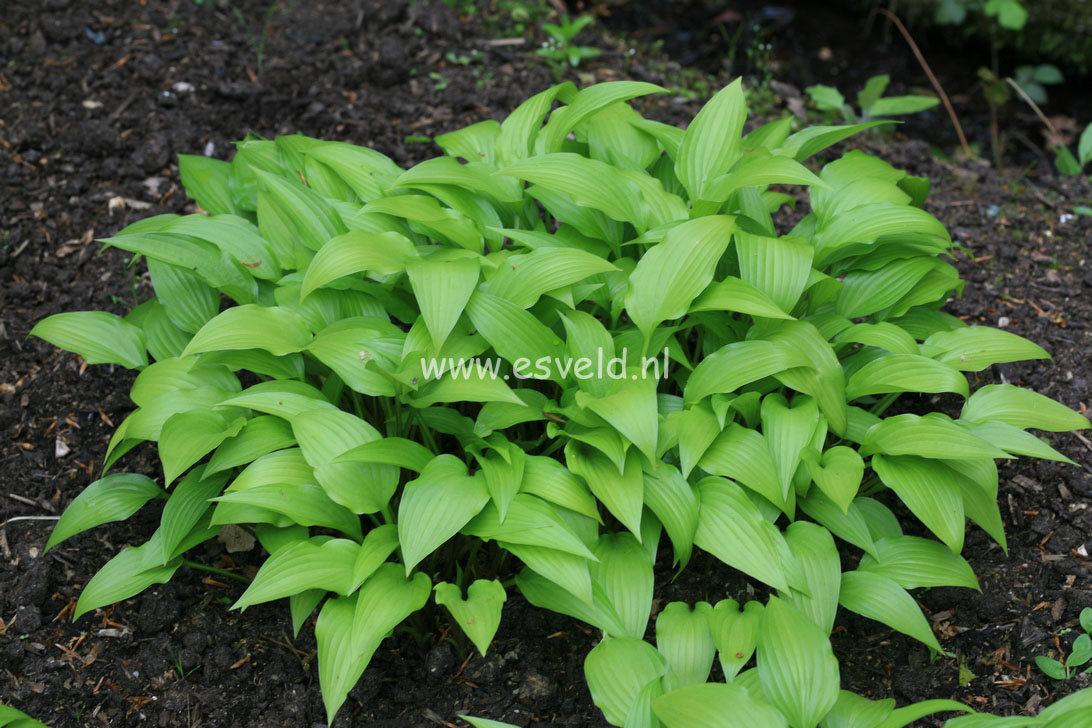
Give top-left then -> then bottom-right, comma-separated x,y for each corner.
32,79 -> 1091,725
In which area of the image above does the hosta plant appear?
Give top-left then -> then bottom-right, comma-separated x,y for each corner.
32,78 -> 1090,725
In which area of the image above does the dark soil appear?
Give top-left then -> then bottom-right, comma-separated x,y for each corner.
1,1 -> 1090,726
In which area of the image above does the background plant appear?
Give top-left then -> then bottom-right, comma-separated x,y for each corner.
32,79 -> 1090,725
805,74 -> 940,124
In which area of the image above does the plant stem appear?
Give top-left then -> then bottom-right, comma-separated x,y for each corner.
869,392 -> 901,417
182,559 -> 251,585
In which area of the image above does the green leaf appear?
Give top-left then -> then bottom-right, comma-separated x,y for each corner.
233,537 -> 358,609
1035,656 -> 1068,680
691,276 -> 794,320
862,414 -> 1010,460
178,154 -> 239,215
333,437 -> 435,473
434,579 -> 507,657
807,84 -> 846,111
805,446 -> 864,513
757,596 -> 840,728
519,454 -> 601,522
182,305 -> 312,357
961,384 -> 1090,432
776,122 -> 887,161
461,717 -> 522,728
695,477 -> 797,592
585,637 -> 668,726
684,340 -> 812,405
300,230 -> 417,298
516,568 -> 626,637
463,494 -> 594,559
858,535 -> 979,590
567,445 -> 644,539
761,394 -> 820,500
350,524 -> 400,591
316,594 -> 366,724
846,354 -> 969,400
780,521 -> 841,634
497,82 -> 574,165
708,599 -> 763,681
875,699 -> 974,728
45,474 -> 164,553
577,377 -> 659,463
839,571 -> 946,653
642,464 -> 699,567
653,682 -> 788,728
350,562 -> 431,655
253,167 -> 346,251
74,542 -> 181,620
735,232 -> 813,314
406,256 -> 481,352
798,491 -> 879,559
31,311 -> 148,369
836,257 -> 937,319
538,81 -> 665,155
1081,607 -> 1092,635
676,78 -> 746,200
592,532 -> 653,639
147,258 -> 220,334
867,95 -> 940,117
656,601 -> 715,686
159,409 -> 245,484
627,215 -> 736,340
922,327 -> 1049,371
485,247 -> 618,309
872,454 -> 966,552
398,455 -> 490,573
213,483 -> 362,540
698,423 -> 786,512
984,0 -> 1028,29
1066,634 -> 1091,667
465,291 -> 565,375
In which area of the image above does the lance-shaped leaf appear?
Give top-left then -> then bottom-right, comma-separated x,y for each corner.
798,491 -> 879,560
486,247 -> 618,309
178,154 -> 238,215
585,637 -> 668,727
519,454 -> 601,522
836,257 -> 937,320
577,376 -> 659,463
839,571 -> 946,654
349,523 -> 400,591
333,437 -> 435,473
846,354 -> 969,400
779,521 -> 841,634
73,542 -> 182,620
206,416 -> 297,475
858,535 -> 979,590
435,579 -> 507,657
213,484 -> 363,540
351,563 -> 431,655
538,80 -> 665,154
776,122 -> 887,161
836,322 -> 919,355
820,690 -> 895,728
46,474 -> 165,553
516,568 -> 626,637
233,538 -> 358,609
698,424 -> 787,512
691,276 -> 794,320
764,319 -> 848,436
653,682 -> 788,728
159,409 -> 246,484
626,215 -> 736,340
406,256 -> 481,353
656,601 -> 716,687
463,494 -> 595,559
147,258 -> 220,334
591,533 -> 653,639
301,230 -> 417,298
566,445 -> 644,539
708,599 -> 763,681
695,477 -> 797,592
700,152 -> 826,207
146,468 -> 227,565
316,594 -> 366,724
409,370 -> 525,408
398,455 -> 490,573
874,700 -> 975,728
921,326 -> 1049,371
735,232 -> 813,314
871,454 -> 965,553
861,414 -> 1009,460
182,305 -> 313,357
677,404 -> 720,479
465,291 -> 565,374
676,78 -> 746,200
503,541 -> 594,604
956,420 -> 1074,463
757,596 -> 840,728
684,340 -> 812,405
31,311 -> 148,369
292,408 -> 397,515
642,464 -> 699,567
960,384 -> 1090,432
